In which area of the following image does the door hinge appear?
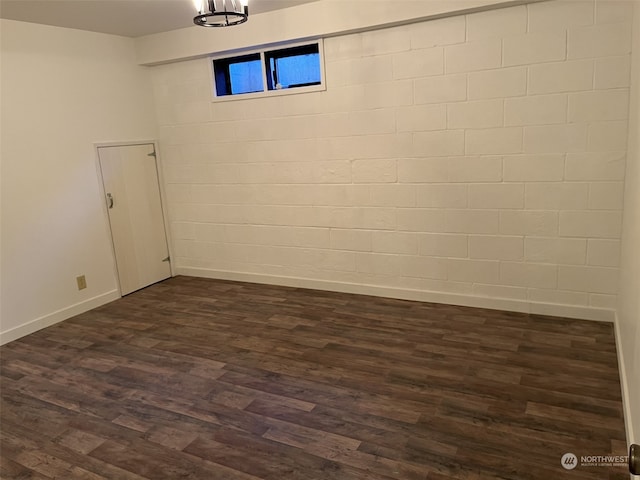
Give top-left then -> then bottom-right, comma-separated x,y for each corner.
162,256 -> 170,262
147,150 -> 156,157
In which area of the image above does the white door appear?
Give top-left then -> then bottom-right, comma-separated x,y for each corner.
98,144 -> 171,295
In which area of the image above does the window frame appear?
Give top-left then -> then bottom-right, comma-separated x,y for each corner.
208,39 -> 326,102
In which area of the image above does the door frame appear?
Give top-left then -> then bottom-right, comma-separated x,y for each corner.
93,140 -> 175,297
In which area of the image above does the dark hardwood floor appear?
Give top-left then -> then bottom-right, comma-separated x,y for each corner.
0,276 -> 629,479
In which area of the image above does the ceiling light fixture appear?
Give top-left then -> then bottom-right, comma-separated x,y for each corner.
193,0 -> 249,27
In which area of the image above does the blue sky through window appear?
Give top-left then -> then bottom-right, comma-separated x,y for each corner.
229,60 -> 263,95
269,53 -> 321,89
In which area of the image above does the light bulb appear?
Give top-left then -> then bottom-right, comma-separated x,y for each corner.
192,0 -> 204,14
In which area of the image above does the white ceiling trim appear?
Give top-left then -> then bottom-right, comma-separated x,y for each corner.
134,0 -> 542,66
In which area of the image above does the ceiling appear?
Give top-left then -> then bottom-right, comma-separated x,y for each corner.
0,0 -> 319,37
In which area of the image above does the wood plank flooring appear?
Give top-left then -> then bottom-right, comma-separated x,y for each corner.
0,276 -> 629,479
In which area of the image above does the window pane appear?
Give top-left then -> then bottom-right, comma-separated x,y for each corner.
213,53 -> 263,96
229,60 -> 263,94
265,44 -> 321,91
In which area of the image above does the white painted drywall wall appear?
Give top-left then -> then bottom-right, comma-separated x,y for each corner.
0,19 -> 158,343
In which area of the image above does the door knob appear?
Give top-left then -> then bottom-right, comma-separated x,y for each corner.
106,193 -> 114,209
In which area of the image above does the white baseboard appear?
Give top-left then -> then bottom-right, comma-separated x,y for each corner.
614,312 -> 636,449
0,290 -> 120,346
176,267 -> 615,322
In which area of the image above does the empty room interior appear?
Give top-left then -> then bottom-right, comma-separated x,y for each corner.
1,0 -> 640,478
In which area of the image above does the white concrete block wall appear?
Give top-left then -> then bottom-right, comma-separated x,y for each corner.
151,0 -> 632,320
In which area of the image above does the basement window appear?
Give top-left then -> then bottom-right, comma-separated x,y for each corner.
211,40 -> 325,100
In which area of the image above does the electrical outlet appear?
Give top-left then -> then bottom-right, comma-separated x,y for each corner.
76,275 -> 87,290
